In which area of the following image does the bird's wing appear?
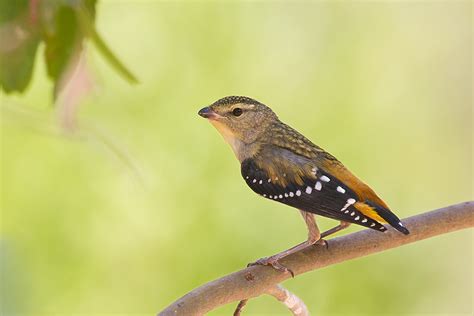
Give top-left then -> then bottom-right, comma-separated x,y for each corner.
241,146 -> 408,234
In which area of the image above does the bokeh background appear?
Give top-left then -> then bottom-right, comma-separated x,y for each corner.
1,1 -> 472,315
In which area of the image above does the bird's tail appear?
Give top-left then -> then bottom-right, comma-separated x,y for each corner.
366,200 -> 410,235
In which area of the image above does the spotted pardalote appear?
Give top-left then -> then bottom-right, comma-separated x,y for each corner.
198,96 -> 409,274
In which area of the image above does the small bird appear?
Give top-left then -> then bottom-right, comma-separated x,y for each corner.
198,96 -> 409,275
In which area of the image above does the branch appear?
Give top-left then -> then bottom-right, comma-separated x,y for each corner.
158,201 -> 474,316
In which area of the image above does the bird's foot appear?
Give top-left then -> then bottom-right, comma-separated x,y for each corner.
248,257 -> 295,277
315,238 -> 329,249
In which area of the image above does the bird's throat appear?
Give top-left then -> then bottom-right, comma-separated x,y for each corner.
209,120 -> 253,162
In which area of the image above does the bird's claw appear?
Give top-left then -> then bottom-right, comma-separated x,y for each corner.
315,238 -> 329,249
248,257 -> 295,277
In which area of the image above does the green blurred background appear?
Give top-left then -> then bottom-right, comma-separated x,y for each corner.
1,1 -> 472,315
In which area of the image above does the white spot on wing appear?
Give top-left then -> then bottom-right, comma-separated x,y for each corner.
362,219 -> 368,223
252,179 -> 257,183
320,175 -> 330,182
305,186 -> 312,194
296,190 -> 301,196
337,186 -> 346,194
289,192 -> 294,197
354,216 -> 360,220
341,198 -> 357,212
350,212 -> 355,216
279,194 -> 283,199
315,181 -> 322,191
259,180 -> 263,184
370,223 -> 376,227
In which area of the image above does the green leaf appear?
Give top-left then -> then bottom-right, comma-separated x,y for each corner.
1,0 -> 137,97
43,5 -> 82,81
0,0 -> 40,93
0,0 -> 28,24
82,0 -> 97,19
41,1 -> 99,99
0,31 -> 40,93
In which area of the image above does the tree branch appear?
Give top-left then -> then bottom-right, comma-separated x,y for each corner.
158,201 -> 474,316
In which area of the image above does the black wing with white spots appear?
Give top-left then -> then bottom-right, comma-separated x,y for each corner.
241,158 -> 388,232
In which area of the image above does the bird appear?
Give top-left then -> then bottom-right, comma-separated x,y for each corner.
198,96 -> 409,275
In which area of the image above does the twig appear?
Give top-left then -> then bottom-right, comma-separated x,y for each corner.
233,299 -> 247,316
234,284 -> 309,316
266,285 -> 309,316
233,284 -> 309,316
158,201 -> 474,316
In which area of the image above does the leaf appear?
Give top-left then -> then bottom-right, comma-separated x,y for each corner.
76,3 -> 139,84
1,0 -> 138,98
42,1 -> 94,100
0,0 -> 40,94
0,33 -> 39,93
82,0 -> 97,19
0,0 -> 28,24
43,5 -> 82,82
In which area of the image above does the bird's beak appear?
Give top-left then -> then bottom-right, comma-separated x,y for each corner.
198,107 -> 221,120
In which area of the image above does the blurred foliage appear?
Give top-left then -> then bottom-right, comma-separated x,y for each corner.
0,0 -> 136,98
1,1 -> 472,316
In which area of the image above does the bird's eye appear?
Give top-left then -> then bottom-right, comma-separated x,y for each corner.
232,108 -> 243,117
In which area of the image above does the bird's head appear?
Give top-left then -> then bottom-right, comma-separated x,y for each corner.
198,96 -> 278,160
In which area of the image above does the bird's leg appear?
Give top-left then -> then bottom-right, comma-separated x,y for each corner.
321,221 -> 351,238
249,211 -> 323,277
300,210 -> 325,246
